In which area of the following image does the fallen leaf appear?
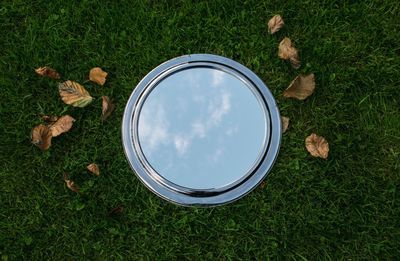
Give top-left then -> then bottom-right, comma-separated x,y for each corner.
278,38 -> 293,59
31,124 -> 52,150
63,173 -> 79,193
281,116 -> 289,133
89,67 -> 108,86
259,181 -> 266,189
41,115 -> 59,123
102,96 -> 115,120
87,163 -> 100,176
283,74 -> 315,100
268,15 -> 284,34
305,133 -> 329,159
108,205 -> 124,216
35,67 -> 60,79
278,37 -> 301,69
58,80 -> 93,107
49,115 -> 75,137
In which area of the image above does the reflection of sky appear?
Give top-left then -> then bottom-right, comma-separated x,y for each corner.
138,67 -> 266,189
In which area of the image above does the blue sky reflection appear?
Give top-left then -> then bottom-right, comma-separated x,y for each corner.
138,67 -> 266,189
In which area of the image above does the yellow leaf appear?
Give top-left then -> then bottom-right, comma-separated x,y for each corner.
281,116 -> 289,133
102,96 -> 115,120
58,80 -> 93,107
35,67 -> 60,79
49,115 -> 75,137
63,173 -> 79,193
305,133 -> 329,159
278,37 -> 301,69
283,74 -> 315,100
268,15 -> 284,34
31,124 -> 52,150
89,67 -> 108,86
87,163 -> 100,176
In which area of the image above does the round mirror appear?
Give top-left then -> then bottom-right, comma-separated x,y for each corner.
139,67 -> 268,190
122,54 -> 281,206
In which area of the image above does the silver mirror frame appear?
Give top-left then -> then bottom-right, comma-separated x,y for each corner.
122,54 -> 281,206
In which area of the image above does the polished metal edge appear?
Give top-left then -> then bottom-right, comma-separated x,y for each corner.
122,54 -> 282,206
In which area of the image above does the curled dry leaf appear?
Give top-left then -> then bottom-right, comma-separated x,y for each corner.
41,115 -> 59,123
49,115 -> 75,137
278,37 -> 301,69
108,205 -> 124,217
268,15 -> 284,34
87,163 -> 100,176
35,67 -> 60,79
281,116 -> 289,133
63,173 -> 79,193
102,96 -> 115,120
305,133 -> 329,159
31,124 -> 52,150
89,67 -> 108,86
283,73 -> 315,100
58,80 -> 93,107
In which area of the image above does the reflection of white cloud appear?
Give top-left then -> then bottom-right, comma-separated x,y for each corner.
186,70 -> 202,89
210,92 -> 231,125
139,74 -> 234,159
226,126 -> 239,136
211,148 -> 224,162
192,121 -> 206,138
193,94 -> 206,104
190,90 -> 232,144
174,92 -> 231,156
211,70 -> 225,87
139,103 -> 169,153
174,135 -> 190,156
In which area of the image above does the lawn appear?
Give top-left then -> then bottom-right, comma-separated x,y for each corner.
1,0 -> 399,259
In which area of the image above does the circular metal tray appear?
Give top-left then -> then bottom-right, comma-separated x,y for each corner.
122,54 -> 281,206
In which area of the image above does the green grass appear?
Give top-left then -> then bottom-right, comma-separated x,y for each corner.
1,0 -> 399,259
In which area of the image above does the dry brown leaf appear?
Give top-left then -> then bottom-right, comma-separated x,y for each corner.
281,116 -> 289,133
278,37 -> 301,69
89,67 -> 108,86
102,96 -> 115,120
58,80 -> 93,107
49,115 -> 75,137
278,38 -> 294,59
305,133 -> 329,159
31,124 -> 52,150
87,163 -> 100,176
63,173 -> 79,193
35,67 -> 60,79
108,205 -> 124,217
268,15 -> 284,34
289,56 -> 301,69
283,74 -> 315,100
41,115 -> 59,123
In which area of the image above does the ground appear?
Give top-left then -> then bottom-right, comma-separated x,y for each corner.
1,0 -> 399,259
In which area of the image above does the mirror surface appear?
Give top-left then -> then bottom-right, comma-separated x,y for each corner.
138,67 -> 267,189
